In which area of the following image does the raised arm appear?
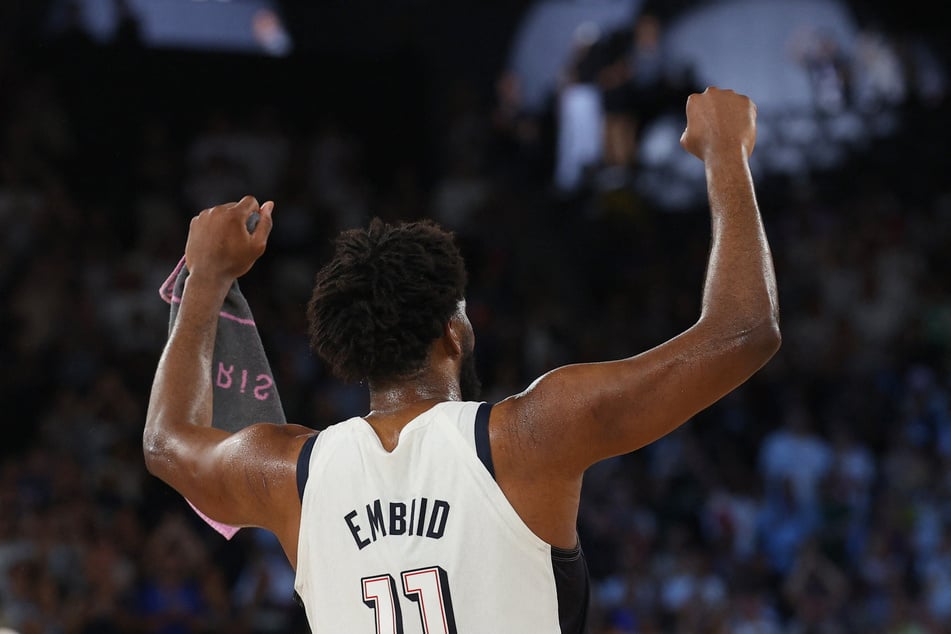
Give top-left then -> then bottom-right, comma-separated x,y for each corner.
495,87 -> 780,474
143,196 -> 313,554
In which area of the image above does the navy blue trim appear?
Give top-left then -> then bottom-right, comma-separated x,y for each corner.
474,402 -> 495,480
296,434 -> 318,502
552,543 -> 591,634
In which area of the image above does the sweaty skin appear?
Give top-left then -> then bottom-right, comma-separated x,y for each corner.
144,87 -> 780,567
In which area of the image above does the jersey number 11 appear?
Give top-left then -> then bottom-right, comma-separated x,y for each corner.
362,565 -> 457,634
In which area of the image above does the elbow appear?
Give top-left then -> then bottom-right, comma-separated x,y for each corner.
142,421 -> 168,478
142,432 -> 160,477
701,308 -> 781,369
755,315 -> 782,358
742,313 -> 782,366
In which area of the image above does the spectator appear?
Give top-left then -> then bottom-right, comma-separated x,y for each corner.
790,27 -> 852,115
759,398 -> 833,511
782,538 -> 850,632
757,477 -> 821,576
598,13 -> 691,181
553,22 -> 605,193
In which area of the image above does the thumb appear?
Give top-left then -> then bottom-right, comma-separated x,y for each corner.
261,200 -> 275,223
245,201 -> 274,235
254,201 -> 275,244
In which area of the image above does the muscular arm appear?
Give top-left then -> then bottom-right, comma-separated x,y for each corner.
143,197 -> 313,556
494,88 -> 780,480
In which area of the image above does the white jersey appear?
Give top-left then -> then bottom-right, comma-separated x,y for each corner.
294,401 -> 589,633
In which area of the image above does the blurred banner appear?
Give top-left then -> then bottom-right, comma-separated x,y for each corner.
46,0 -> 293,56
508,0 -> 642,113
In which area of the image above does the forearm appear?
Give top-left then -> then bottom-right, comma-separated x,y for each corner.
144,275 -> 230,462
700,151 -> 779,333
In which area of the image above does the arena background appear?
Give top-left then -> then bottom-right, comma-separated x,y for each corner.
1,0 -> 949,632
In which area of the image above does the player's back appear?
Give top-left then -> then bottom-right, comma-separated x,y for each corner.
294,400 -> 589,633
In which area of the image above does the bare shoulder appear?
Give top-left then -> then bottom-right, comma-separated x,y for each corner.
209,422 -> 317,472
231,422 -> 318,449
483,371 -> 591,547
185,422 -> 319,533
487,364 -> 595,476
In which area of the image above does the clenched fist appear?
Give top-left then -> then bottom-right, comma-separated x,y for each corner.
680,87 -> 757,163
185,195 -> 274,284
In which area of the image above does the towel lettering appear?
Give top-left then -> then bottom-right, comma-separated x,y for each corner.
216,362 -> 274,401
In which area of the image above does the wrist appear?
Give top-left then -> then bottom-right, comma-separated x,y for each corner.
182,272 -> 232,306
703,143 -> 749,166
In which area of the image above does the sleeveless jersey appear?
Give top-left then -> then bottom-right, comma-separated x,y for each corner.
294,401 -> 590,633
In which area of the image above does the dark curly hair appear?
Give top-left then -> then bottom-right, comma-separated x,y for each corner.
307,217 -> 468,384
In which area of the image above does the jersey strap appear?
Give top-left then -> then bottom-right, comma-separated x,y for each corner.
296,433 -> 319,501
473,402 -> 495,479
474,399 -> 591,632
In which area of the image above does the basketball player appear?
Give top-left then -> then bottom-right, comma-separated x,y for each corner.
144,87 -> 780,632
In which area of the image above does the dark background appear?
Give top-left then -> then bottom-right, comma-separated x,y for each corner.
1,1 -> 950,632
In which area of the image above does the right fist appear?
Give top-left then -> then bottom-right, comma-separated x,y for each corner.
185,195 -> 274,283
680,87 -> 757,162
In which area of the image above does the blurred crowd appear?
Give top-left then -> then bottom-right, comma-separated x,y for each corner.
1,2 -> 950,633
